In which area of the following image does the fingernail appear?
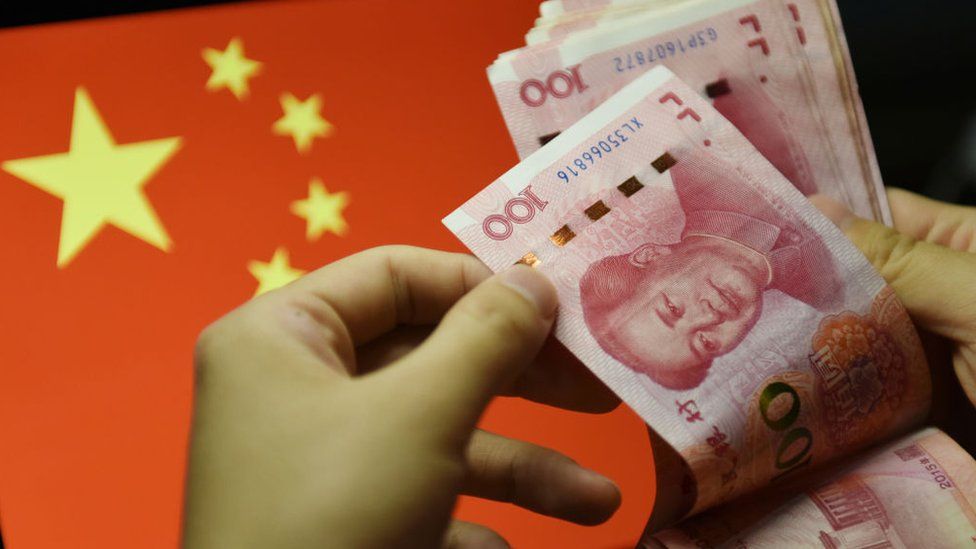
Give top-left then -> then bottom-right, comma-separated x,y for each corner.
809,194 -> 856,230
499,265 -> 558,319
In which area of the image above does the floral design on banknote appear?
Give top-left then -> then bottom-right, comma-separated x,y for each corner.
810,309 -> 907,450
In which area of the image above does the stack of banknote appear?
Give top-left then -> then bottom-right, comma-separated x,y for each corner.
490,0 -> 889,223
443,0 -> 976,545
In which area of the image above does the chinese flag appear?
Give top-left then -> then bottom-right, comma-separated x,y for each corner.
0,2 -> 652,547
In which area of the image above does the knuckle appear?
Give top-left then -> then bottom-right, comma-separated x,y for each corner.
468,440 -> 507,488
507,443 -> 569,510
493,444 -> 522,504
513,444 -> 555,480
282,293 -> 354,371
193,322 -> 219,363
193,315 -> 235,367
467,434 -> 531,503
361,244 -> 417,264
192,318 -> 231,386
192,305 -> 266,379
515,442 -> 563,480
856,223 -> 918,282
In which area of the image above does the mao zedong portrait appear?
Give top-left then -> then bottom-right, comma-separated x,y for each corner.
580,156 -> 842,391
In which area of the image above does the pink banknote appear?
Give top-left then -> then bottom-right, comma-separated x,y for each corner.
491,0 -> 890,223
645,428 -> 976,548
529,0 -> 683,45
538,0 -> 633,19
444,66 -> 930,523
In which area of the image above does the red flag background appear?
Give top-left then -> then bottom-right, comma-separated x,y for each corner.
0,1 -> 653,547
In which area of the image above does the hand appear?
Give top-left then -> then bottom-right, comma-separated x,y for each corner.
182,246 -> 621,549
813,189 -> 976,407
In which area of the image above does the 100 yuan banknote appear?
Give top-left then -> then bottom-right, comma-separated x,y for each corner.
538,0 -> 648,19
646,428 -> 976,547
528,0 -> 689,45
491,0 -> 889,223
445,66 -> 929,523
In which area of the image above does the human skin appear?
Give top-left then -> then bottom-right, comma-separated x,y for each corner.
182,246 -> 621,549
813,188 -> 976,407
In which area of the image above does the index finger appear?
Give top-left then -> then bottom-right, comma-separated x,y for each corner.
279,245 -> 491,346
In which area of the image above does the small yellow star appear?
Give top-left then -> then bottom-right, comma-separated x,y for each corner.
2,87 -> 181,268
290,178 -> 349,241
248,247 -> 306,296
202,37 -> 262,100
272,92 -> 333,154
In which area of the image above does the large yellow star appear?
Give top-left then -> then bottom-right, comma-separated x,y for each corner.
290,178 -> 349,241
202,37 -> 262,100
248,247 -> 306,296
2,87 -> 181,268
272,92 -> 333,154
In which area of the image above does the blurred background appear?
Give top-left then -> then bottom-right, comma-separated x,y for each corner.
4,0 -> 976,202
1,1 -> 974,548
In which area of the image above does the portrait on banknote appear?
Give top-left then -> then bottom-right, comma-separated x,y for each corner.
579,151 -> 841,390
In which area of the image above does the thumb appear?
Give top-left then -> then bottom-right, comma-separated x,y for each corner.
812,195 -> 976,342
388,264 -> 558,440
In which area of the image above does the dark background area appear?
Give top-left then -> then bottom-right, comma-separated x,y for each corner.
2,0 -> 975,203
838,1 -> 976,204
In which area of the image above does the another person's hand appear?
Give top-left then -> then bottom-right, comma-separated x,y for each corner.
813,189 -> 976,406
182,246 -> 621,549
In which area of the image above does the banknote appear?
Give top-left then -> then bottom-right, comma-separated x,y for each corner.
644,428 -> 976,548
538,0 -> 647,19
528,0 -> 687,45
490,0 -> 890,223
444,66 -> 930,523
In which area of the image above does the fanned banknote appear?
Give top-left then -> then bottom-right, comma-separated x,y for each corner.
444,66 -> 931,527
644,428 -> 976,548
489,0 -> 889,223
529,0 -> 689,45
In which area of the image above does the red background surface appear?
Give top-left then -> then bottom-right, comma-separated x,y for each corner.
0,1 -> 654,546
